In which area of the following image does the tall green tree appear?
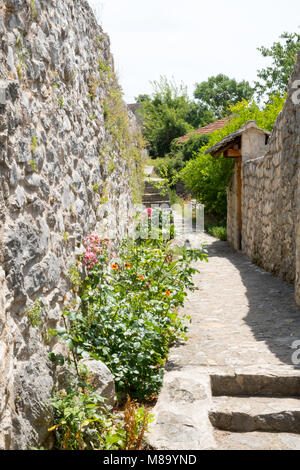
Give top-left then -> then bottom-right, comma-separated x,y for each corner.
185,101 -> 214,129
136,77 -> 193,158
136,77 -> 214,158
255,32 -> 300,100
194,74 -> 254,119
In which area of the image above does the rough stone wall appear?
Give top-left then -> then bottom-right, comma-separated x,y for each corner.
227,51 -> 300,297
0,0 -> 141,449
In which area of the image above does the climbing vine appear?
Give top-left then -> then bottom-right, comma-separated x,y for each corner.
102,75 -> 144,203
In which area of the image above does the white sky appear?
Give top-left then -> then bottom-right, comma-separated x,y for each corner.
87,0 -> 300,103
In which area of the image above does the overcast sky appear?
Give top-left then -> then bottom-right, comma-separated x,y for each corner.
87,0 -> 300,103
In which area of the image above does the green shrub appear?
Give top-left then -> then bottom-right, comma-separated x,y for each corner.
205,225 -> 227,241
154,155 -> 186,189
52,226 -> 207,401
49,383 -> 114,450
49,376 -> 152,450
181,153 -> 235,219
181,95 -> 286,219
137,77 -> 194,158
170,133 -> 210,162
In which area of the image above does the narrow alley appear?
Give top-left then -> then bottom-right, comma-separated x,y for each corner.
149,234 -> 300,450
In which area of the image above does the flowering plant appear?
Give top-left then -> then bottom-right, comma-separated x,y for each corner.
56,234 -> 207,400
82,234 -> 110,270
135,207 -> 175,245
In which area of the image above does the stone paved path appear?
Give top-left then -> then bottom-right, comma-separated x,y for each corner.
148,234 -> 300,450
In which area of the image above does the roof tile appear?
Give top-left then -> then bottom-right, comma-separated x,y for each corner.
177,118 -> 228,143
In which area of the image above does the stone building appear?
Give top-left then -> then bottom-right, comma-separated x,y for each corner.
206,121 -> 270,251
206,52 -> 300,305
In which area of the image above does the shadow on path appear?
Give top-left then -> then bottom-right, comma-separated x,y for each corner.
207,238 -> 300,369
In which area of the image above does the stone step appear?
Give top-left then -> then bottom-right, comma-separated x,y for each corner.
143,189 -> 169,195
209,396 -> 300,433
144,165 -> 155,178
213,429 -> 300,450
210,371 -> 300,397
143,194 -> 170,203
143,185 -> 162,195
143,201 -> 171,209
144,179 -> 166,192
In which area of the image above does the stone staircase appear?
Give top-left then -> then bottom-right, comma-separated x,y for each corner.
142,179 -> 170,208
209,371 -> 300,449
211,396 -> 300,433
148,368 -> 300,450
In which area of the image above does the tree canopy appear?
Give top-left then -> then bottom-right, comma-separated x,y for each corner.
255,31 -> 300,100
194,74 -> 254,119
136,30 -> 298,221
136,77 -> 213,158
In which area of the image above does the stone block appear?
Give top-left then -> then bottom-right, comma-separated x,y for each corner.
80,359 -> 116,406
0,86 -> 6,105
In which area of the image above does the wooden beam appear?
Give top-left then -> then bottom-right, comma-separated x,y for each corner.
224,149 -> 241,158
210,136 -> 242,158
237,157 -> 242,250
211,143 -> 236,158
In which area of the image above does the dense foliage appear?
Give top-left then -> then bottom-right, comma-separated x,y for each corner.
181,95 -> 286,219
205,225 -> 227,241
255,32 -> 300,100
184,101 -> 214,130
181,154 -> 234,220
150,134 -> 210,189
136,77 -> 212,158
194,74 -> 254,119
50,380 -> 152,450
170,133 -> 210,163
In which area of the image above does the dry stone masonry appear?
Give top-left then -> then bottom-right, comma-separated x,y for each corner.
227,52 -> 300,304
0,0 -> 142,449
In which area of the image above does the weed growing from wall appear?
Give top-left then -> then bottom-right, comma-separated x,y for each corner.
30,0 -> 38,19
29,159 -> 37,172
16,36 -> 28,79
102,77 -> 144,203
30,135 -> 38,152
26,298 -> 44,328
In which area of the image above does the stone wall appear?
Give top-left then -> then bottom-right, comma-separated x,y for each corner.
0,0 -> 142,449
227,51 -> 300,301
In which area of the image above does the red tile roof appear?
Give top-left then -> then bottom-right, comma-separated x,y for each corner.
177,118 -> 229,143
